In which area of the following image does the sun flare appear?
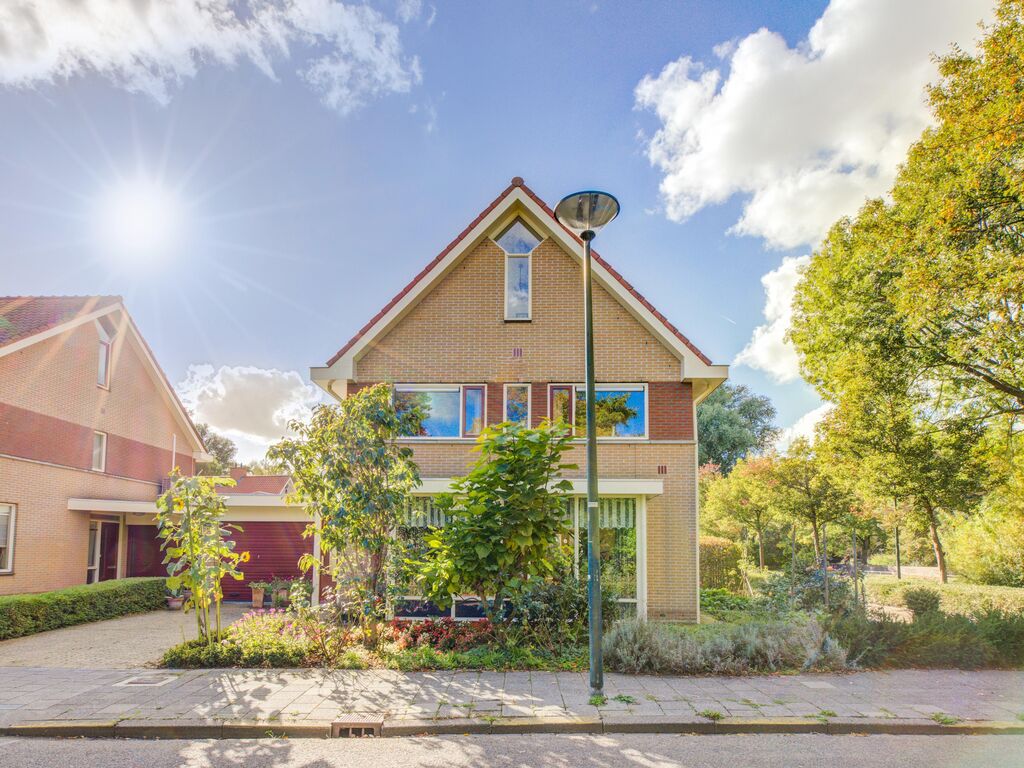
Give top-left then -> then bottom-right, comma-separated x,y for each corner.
96,176 -> 183,263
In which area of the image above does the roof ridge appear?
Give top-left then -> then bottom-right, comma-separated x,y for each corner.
325,177 -> 713,369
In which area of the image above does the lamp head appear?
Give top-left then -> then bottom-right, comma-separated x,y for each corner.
554,190 -> 620,236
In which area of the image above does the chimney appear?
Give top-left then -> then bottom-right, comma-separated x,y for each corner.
229,466 -> 247,481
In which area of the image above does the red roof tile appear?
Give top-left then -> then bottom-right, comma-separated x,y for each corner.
221,474 -> 291,495
0,296 -> 121,349
325,178 -> 713,369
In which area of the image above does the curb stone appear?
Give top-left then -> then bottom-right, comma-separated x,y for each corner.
2,716 -> 1024,739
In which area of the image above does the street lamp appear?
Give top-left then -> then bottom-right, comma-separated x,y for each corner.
554,190 -> 620,695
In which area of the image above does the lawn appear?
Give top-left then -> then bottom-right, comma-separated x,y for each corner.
865,576 -> 1024,617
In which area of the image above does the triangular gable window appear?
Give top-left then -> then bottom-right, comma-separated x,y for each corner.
495,218 -> 542,254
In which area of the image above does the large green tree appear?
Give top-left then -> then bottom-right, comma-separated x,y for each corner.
791,1 -> 1024,424
702,456 -> 778,568
194,423 -> 238,475
696,384 -> 779,472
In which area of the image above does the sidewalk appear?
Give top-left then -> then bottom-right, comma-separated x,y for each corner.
0,667 -> 1022,737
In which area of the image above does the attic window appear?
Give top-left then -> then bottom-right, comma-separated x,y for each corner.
496,219 -> 541,321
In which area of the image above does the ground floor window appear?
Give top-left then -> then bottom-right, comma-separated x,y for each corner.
393,495 -> 642,619
0,504 -> 15,573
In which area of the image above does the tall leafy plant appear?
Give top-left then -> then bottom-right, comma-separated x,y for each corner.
413,421 -> 576,618
269,383 -> 420,625
156,472 -> 249,644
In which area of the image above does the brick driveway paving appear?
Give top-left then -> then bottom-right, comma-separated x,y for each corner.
0,603 -> 248,669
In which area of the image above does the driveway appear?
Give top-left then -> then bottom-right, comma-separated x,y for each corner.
0,603 -> 249,669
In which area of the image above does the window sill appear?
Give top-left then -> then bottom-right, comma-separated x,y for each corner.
503,318 -> 532,323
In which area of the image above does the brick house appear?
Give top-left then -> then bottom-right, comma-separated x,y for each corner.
311,178 -> 728,621
0,296 -> 210,595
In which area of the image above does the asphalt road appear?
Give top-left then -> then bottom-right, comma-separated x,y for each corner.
0,734 -> 1021,768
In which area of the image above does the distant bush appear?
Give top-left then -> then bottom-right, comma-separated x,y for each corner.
866,577 -> 1024,617
0,578 -> 167,640
604,616 -> 846,675
946,506 -> 1024,587
833,609 -> 1024,669
903,587 -> 941,618
758,568 -> 858,614
699,537 -> 743,591
700,588 -> 752,615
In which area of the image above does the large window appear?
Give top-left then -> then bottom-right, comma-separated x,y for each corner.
503,384 -> 530,425
393,496 -> 641,618
0,504 -> 14,574
496,218 -> 541,321
549,384 -> 647,438
92,431 -> 107,472
395,385 -> 487,438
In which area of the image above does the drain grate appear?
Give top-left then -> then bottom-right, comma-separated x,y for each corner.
114,674 -> 179,688
332,717 -> 383,738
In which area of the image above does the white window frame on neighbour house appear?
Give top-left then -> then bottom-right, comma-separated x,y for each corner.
547,383 -> 649,440
92,431 -> 107,472
95,315 -> 116,389
0,503 -> 15,575
394,384 -> 487,440
502,383 -> 531,426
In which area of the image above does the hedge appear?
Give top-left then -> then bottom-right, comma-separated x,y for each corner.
866,576 -> 1024,617
699,536 -> 743,592
0,577 -> 167,640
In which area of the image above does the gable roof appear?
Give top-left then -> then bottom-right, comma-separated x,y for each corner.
313,178 -> 728,396
0,296 -> 121,349
0,295 -> 209,458
222,474 -> 292,495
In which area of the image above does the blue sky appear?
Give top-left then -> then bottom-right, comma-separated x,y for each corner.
0,0 -> 992,460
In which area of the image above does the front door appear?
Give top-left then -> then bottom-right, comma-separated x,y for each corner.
99,521 -> 119,581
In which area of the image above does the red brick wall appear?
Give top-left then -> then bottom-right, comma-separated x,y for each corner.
0,402 -> 193,482
648,381 -> 693,441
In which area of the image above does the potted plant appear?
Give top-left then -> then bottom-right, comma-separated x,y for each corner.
249,580 -> 269,609
166,592 -> 184,610
271,578 -> 291,607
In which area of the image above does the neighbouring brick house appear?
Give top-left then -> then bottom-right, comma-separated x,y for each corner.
311,178 -> 728,621
0,296 -> 210,595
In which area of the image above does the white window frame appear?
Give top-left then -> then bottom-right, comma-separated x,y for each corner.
547,383 -> 649,440
502,383 -> 531,426
394,384 -> 488,440
92,431 -> 107,472
95,316 -> 115,390
0,503 -> 15,575
503,252 -> 532,322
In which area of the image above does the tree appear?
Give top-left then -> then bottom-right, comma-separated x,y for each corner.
702,456 -> 778,568
194,423 -> 237,475
697,384 -> 778,471
791,1 -> 1024,426
246,456 -> 288,475
156,472 -> 249,644
413,421 -> 576,618
269,384 -> 419,624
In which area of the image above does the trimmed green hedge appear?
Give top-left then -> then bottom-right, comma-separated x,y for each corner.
0,577 -> 167,640
866,576 -> 1024,617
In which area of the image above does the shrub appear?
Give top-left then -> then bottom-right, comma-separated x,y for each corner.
164,608 -> 313,668
0,577 -> 167,640
758,568 -> 858,614
503,570 -> 620,650
700,588 -> 752,615
388,617 -> 494,652
866,577 -> 1024,617
699,536 -> 743,591
163,639 -> 243,668
604,616 -> 846,675
903,587 -> 941,618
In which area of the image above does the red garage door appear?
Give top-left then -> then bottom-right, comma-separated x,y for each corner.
224,521 -> 311,601
127,522 -> 311,601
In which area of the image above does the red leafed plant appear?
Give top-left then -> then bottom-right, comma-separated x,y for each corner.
389,617 -> 494,651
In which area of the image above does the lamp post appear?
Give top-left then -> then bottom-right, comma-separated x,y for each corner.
554,190 -> 620,696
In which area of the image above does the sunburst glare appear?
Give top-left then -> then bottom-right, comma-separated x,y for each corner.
95,175 -> 184,264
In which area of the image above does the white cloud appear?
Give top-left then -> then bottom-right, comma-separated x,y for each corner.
635,0 -> 992,249
734,255 -> 809,382
776,403 -> 833,453
0,0 -> 421,114
177,364 -> 324,462
396,0 -> 422,23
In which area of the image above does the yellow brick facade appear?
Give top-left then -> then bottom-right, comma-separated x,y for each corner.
351,229 -> 700,621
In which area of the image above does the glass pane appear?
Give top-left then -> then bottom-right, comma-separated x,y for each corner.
87,524 -> 98,568
97,342 -> 109,386
505,385 -> 529,425
575,389 -> 646,437
577,498 -> 637,600
495,219 -> 542,254
463,387 -> 484,436
0,508 -> 8,543
551,386 -> 573,425
395,389 -> 460,437
92,433 -> 105,470
505,255 -> 530,319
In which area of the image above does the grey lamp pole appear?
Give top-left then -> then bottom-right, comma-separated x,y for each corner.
554,190 -> 620,696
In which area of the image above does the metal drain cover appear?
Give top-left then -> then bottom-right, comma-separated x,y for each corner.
332,717 -> 384,738
114,673 -> 179,688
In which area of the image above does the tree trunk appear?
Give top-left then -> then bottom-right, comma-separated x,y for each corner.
925,503 -> 948,584
757,529 -> 765,570
811,518 -> 821,561
894,524 -> 902,580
